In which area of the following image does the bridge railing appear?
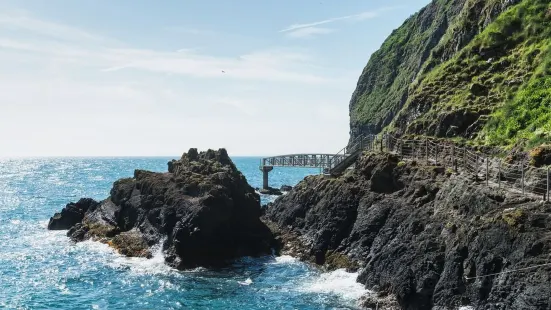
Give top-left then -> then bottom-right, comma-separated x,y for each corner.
328,134 -> 377,170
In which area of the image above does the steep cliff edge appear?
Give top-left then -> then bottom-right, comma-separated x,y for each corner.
265,153 -> 551,309
349,0 -> 551,149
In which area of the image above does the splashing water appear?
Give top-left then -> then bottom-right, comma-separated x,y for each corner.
0,157 -> 366,309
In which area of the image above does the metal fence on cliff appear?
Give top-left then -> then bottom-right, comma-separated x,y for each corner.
343,134 -> 550,202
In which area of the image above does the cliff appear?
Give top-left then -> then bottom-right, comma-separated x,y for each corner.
349,0 -> 551,149
265,153 -> 551,309
48,148 -> 274,269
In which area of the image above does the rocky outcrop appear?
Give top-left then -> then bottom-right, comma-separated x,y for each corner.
49,148 -> 274,269
265,152 -> 551,310
48,198 -> 98,230
258,187 -> 283,196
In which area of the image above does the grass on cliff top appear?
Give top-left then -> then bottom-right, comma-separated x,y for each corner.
480,0 -> 551,148
350,0 -> 452,127
391,0 -> 551,149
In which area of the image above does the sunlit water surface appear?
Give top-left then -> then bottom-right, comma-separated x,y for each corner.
0,157 -> 367,309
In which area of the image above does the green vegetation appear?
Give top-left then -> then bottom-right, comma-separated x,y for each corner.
349,1 -> 453,130
501,208 -> 526,227
350,0 -> 551,151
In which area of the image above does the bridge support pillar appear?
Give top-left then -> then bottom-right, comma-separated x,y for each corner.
260,166 -> 273,190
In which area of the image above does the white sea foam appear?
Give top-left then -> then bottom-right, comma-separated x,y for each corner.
271,255 -> 299,264
458,307 -> 474,310
298,268 -> 369,301
238,278 -> 253,286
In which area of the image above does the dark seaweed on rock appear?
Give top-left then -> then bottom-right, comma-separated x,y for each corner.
49,148 -> 273,269
265,152 -> 551,310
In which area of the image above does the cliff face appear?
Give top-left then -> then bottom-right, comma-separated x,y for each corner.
265,153 -> 551,309
349,0 -> 551,149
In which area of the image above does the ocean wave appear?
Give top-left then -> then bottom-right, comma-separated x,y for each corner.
297,268 -> 369,301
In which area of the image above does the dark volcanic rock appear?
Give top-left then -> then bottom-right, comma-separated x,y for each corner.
259,187 -> 283,196
49,148 -> 274,269
48,198 -> 98,230
265,153 -> 551,310
280,185 -> 293,192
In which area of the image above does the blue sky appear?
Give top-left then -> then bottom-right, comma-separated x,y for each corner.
0,0 -> 430,156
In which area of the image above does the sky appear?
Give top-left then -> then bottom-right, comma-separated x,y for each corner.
0,0 -> 430,157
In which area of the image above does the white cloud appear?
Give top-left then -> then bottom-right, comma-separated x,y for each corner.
0,11 -> 354,156
286,27 -> 334,38
165,26 -> 215,36
0,27 -> 333,84
0,11 -> 115,45
280,6 -> 402,36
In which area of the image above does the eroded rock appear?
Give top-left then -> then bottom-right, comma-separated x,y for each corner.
49,148 -> 274,269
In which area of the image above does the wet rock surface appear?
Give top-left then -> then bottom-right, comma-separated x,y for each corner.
258,187 -> 283,196
265,153 -> 551,310
49,148 -> 274,269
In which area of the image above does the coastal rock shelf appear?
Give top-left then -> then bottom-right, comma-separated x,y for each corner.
48,148 -> 273,269
265,152 -> 551,310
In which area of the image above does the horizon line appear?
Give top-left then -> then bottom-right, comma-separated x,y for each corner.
0,154 -> 284,159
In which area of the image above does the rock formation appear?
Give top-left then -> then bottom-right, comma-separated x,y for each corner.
49,148 -> 274,269
265,152 -> 551,310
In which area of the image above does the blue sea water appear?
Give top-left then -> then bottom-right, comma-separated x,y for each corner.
0,157 -> 367,310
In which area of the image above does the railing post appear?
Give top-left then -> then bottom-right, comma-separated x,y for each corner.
425,138 -> 428,164
547,167 -> 549,202
521,161 -> 525,195
435,143 -> 439,165
475,155 -> 478,177
498,161 -> 501,189
380,136 -> 383,152
463,148 -> 467,171
399,140 -> 403,158
451,144 -> 456,171
486,157 -> 489,187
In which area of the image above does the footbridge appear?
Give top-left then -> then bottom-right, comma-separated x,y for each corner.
259,135 -> 377,189
261,133 -> 551,202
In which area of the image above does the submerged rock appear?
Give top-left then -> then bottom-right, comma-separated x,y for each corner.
280,185 -> 293,192
48,198 -> 98,230
259,187 -> 283,196
265,153 -> 551,309
49,148 -> 274,269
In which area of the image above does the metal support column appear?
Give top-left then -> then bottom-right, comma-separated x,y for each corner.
521,161 -> 525,195
425,138 -> 428,164
547,167 -> 550,202
260,166 -> 273,190
486,157 -> 489,186
498,161 -> 501,189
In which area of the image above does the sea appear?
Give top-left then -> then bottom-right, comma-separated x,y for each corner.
0,157 -> 368,310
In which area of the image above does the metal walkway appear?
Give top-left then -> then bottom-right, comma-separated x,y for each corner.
259,135 -> 377,189
260,133 -> 550,201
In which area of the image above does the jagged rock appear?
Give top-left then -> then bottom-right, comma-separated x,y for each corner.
469,83 -> 488,96
47,198 -> 98,230
49,148 -> 274,269
280,185 -> 293,192
529,145 -> 551,167
259,187 -> 283,196
265,153 -> 551,309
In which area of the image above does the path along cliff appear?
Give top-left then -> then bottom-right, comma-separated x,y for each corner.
265,152 -> 551,310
